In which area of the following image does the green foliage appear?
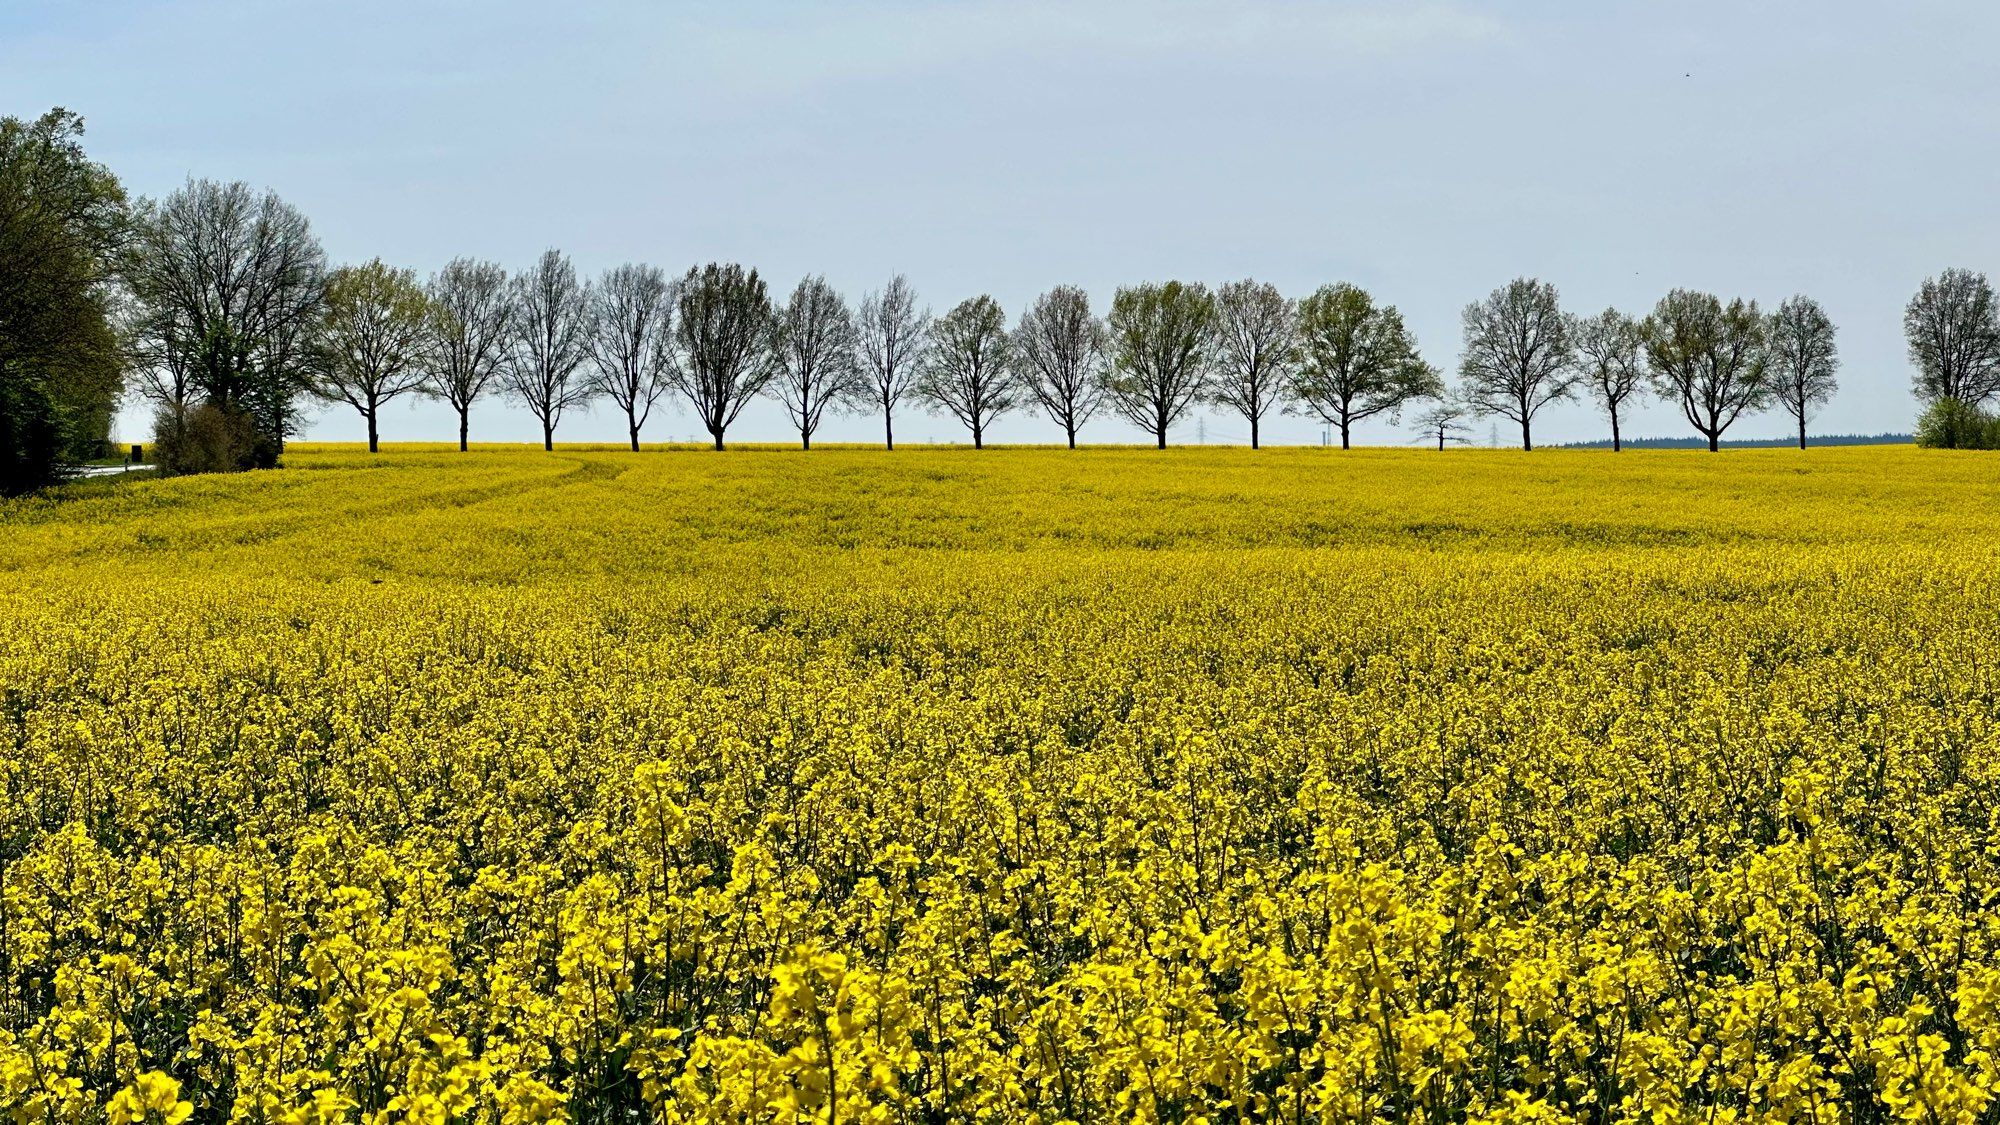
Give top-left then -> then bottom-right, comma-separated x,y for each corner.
151,403 -> 265,476
1914,396 -> 2000,450
0,108 -> 128,495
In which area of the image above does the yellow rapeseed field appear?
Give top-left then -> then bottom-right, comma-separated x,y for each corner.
3,444 -> 1999,1125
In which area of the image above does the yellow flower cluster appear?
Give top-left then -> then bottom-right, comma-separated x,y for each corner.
3,444 -> 1999,1123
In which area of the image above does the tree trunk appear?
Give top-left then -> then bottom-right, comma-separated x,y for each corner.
1798,415 -> 1807,450
1340,420 -> 1351,450
801,429 -> 811,451
1436,430 -> 1445,452
972,422 -> 983,450
628,418 -> 640,453
458,410 -> 469,453
366,405 -> 379,454
1610,410 -> 1621,453
1156,424 -> 1166,450
1250,416 -> 1259,450
1521,418 -> 1532,452
1066,424 -> 1076,450
1708,431 -> 1719,453
542,421 -> 553,452
712,427 -> 725,452
884,411 -> 894,451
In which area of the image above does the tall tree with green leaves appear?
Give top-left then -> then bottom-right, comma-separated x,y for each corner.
1288,283 -> 1437,449
309,259 -> 437,453
916,295 -> 1015,448
1459,278 -> 1575,451
1766,295 -> 1839,449
0,108 -> 129,495
1103,280 -> 1217,449
1643,289 -> 1772,452
669,262 -> 779,451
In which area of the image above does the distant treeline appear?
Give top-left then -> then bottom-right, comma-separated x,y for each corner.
1557,433 -> 1913,450
10,105 -> 2000,495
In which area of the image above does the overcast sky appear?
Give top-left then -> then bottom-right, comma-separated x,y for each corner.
6,1 -> 1992,446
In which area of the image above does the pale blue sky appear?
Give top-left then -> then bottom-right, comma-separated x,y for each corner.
6,1 -> 1991,446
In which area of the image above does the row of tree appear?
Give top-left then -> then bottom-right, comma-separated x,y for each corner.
11,106 -> 2000,493
268,255 -> 1849,456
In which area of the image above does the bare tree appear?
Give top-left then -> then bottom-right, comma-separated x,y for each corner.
1766,295 -> 1839,449
586,263 -> 674,452
1571,308 -> 1647,452
127,178 -> 327,465
308,259 -> 435,453
1412,399 -> 1474,450
502,250 -> 593,451
1643,289 -> 1772,452
850,275 -> 929,450
422,258 -> 511,451
1208,279 -> 1296,449
669,262 -> 779,450
915,295 -> 1015,448
1904,268 -> 2000,407
1459,278 -> 1575,451
1288,283 -> 1437,449
771,275 -> 860,450
1012,284 -> 1106,449
1103,280 -> 1216,449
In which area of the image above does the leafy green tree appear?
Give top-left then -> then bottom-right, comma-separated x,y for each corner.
309,260 -> 438,453
668,262 -> 779,451
1642,289 -> 1772,452
1103,280 -> 1217,449
1287,283 -> 1437,449
916,295 -> 1015,448
0,108 -> 128,495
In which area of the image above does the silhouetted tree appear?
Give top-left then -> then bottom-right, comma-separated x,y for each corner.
1766,295 -> 1839,449
849,276 -> 928,450
1571,308 -> 1646,452
1904,268 -> 2000,407
1209,279 -> 1296,449
1459,278 -> 1575,451
422,258 -> 511,451
669,262 -> 779,451
916,295 -> 1015,448
502,249 -> 593,451
1412,399 -> 1474,450
309,259 -> 436,453
1013,284 -> 1106,449
586,263 -> 674,451
1288,283 -> 1437,449
1103,280 -> 1216,449
1643,289 -> 1772,452
129,178 -> 325,468
771,275 -> 860,450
